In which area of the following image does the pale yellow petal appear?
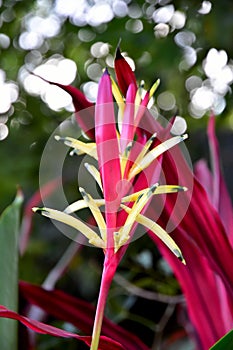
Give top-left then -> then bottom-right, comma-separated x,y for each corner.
84,163 -> 103,192
111,77 -> 125,131
121,184 -> 186,203
152,185 -> 188,194
120,141 -> 133,175
135,87 -> 142,106
149,79 -> 160,98
121,183 -> 159,203
111,77 -> 124,107
64,199 -> 88,214
64,198 -> 105,214
121,205 -> 185,264
132,133 -> 157,167
55,135 -> 97,159
116,184 -> 158,250
32,207 -> 105,248
79,187 -> 107,241
129,134 -> 188,179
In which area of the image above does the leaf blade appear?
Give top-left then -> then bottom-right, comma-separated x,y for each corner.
0,192 -> 23,350
210,330 -> 233,349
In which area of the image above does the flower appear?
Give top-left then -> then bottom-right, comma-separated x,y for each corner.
32,47 -> 188,349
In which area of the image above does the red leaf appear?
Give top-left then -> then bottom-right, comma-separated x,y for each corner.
19,281 -> 149,350
149,232 -> 232,350
207,113 -> 221,208
0,305 -> 126,350
139,112 -> 233,293
140,113 -> 233,349
194,159 -> 213,199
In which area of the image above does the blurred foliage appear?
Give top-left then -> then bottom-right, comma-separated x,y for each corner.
0,1 -> 232,349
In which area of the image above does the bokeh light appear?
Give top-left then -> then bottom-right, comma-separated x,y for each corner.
153,5 -> 174,24
19,14 -> 61,50
125,19 -> 143,33
170,116 -> 187,135
21,56 -> 77,111
198,1 -> 212,15
0,33 -> 10,49
55,0 -> 131,27
0,69 -> 18,114
187,48 -> 233,117
0,69 -> 18,141
0,123 -> 9,141
157,91 -> 176,111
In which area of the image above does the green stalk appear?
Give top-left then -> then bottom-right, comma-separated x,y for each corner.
90,253 -> 117,350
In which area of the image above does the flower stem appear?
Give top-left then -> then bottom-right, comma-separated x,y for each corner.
90,253 -> 117,350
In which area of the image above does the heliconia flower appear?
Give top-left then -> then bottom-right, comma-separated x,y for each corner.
32,47 -> 188,349
33,57 -> 187,262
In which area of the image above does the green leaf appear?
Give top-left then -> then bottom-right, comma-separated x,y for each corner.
0,192 -> 23,350
210,330 -> 233,349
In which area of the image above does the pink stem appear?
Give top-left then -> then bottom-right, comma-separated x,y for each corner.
90,253 -> 118,350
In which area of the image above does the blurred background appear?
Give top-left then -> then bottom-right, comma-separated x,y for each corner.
0,1 -> 233,349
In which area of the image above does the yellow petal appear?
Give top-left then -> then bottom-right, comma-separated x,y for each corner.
132,132 -> 157,167
55,135 -> 98,159
32,207 -> 105,248
84,163 -> 103,192
111,77 -> 125,131
79,187 -> 107,242
116,184 -> 158,250
120,141 -> 133,175
64,199 -> 88,214
129,134 -> 188,179
149,79 -> 160,98
121,204 -> 185,264
152,185 -> 188,194
135,86 -> 142,106
111,77 -> 124,107
64,198 -> 105,214
121,183 -> 159,203
121,184 -> 186,203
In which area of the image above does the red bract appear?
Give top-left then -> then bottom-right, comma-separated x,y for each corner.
114,47 -> 137,96
95,69 -> 122,250
120,83 -> 137,153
